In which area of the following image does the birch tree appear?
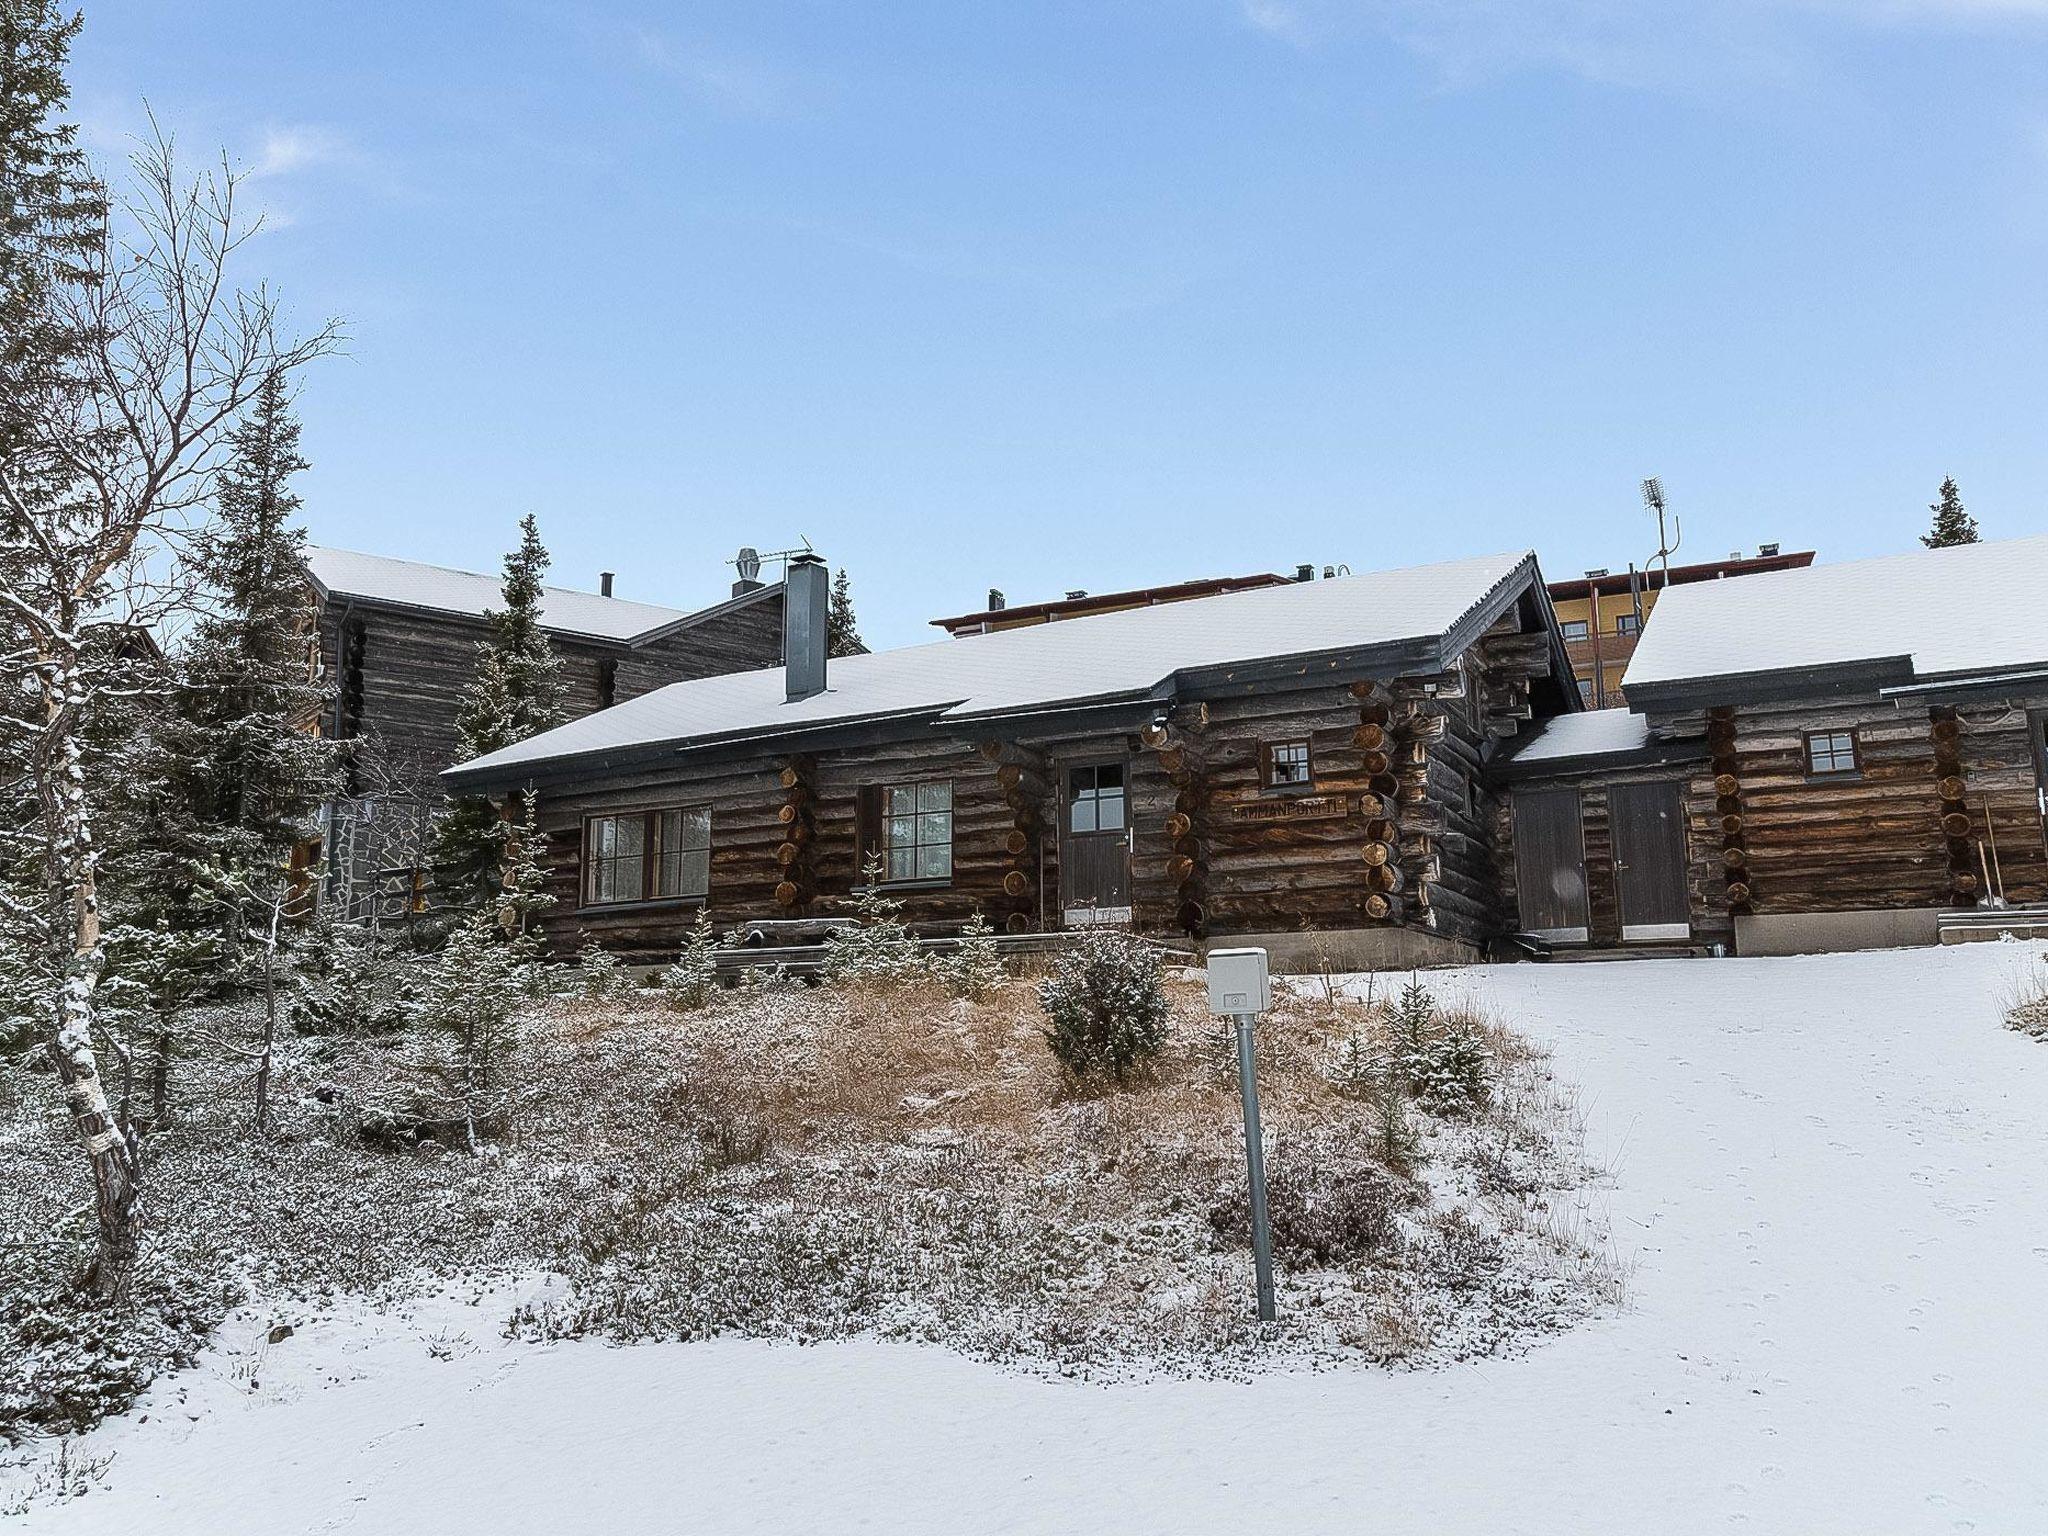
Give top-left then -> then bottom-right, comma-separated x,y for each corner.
0,105 -> 338,1296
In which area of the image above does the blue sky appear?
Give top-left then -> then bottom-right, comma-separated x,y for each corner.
72,1 -> 2048,647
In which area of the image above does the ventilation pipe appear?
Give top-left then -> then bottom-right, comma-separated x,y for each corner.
785,553 -> 829,702
599,572 -> 614,598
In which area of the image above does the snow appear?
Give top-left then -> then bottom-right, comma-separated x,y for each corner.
1623,532 -> 2048,692
1502,706 -> 1651,764
15,943 -> 2048,1534
304,546 -> 776,645
451,550 -> 1537,782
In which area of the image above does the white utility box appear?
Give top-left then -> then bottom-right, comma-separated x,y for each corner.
1206,947 -> 1271,1017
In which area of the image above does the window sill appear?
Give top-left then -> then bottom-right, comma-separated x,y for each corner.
1803,770 -> 1862,783
1258,782 -> 1320,798
864,878 -> 954,893
577,895 -> 708,916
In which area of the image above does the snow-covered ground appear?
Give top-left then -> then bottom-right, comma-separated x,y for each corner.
13,943 -> 2048,1535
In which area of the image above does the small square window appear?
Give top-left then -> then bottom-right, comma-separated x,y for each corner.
1560,620 -> 1589,641
1263,740 -> 1313,789
1805,730 -> 1859,777
1614,612 -> 1641,636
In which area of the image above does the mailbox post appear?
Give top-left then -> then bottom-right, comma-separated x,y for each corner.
1207,947 -> 1276,1323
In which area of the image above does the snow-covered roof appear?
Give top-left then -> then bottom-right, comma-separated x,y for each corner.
1623,533 -> 2048,700
447,549 -> 1544,785
1503,708 -> 1653,767
305,546 -> 774,645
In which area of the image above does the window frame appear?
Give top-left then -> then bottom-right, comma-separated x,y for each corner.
580,803 -> 712,910
870,778 -> 955,888
1259,738 -> 1316,793
1802,729 -> 1861,780
1559,619 -> 1590,642
1612,611 -> 1641,637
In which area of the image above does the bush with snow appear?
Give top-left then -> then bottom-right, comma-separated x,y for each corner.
576,941 -> 633,1000
1038,929 -> 1169,1083
933,911 -> 1007,1001
659,909 -> 721,1010
821,858 -> 926,985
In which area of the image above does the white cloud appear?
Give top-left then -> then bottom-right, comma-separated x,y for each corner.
1240,0 -> 2048,87
631,29 -> 808,120
248,124 -> 354,181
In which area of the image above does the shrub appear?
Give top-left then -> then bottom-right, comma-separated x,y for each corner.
1038,929 -> 1169,1083
821,857 -> 926,985
660,909 -> 721,1010
577,941 -> 633,1000
933,910 -> 1007,1000
1209,1161 -> 1414,1266
1388,979 -> 1491,1117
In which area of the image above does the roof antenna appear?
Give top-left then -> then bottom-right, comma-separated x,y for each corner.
1641,477 -> 1681,593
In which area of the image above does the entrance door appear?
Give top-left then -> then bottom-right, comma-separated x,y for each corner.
1512,788 -> 1590,942
1061,761 -> 1131,924
1610,780 -> 1690,941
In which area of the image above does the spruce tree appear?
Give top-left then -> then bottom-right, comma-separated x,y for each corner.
164,369 -> 337,885
827,567 -> 864,658
1921,476 -> 1979,548
432,515 -> 564,914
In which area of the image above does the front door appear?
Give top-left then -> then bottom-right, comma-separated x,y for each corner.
1512,788 -> 1590,942
1610,780 -> 1691,941
1061,761 -> 1132,924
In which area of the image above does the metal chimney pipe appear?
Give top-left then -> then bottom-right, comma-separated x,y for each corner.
784,553 -> 829,703
599,572 -> 614,598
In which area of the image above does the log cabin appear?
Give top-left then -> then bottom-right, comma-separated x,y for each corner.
441,550 -> 1584,970
1497,533 -> 2048,955
306,546 -> 788,912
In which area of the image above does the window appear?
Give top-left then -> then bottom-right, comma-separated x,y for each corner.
1577,678 -> 1595,705
1613,612 -> 1641,636
882,781 -> 953,883
1804,730 -> 1859,777
1067,763 -> 1127,834
1560,620 -> 1589,641
1262,739 -> 1313,789
597,656 -> 618,710
584,806 -> 711,905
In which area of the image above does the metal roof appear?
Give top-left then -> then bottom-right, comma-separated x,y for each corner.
305,546 -> 778,646
446,548 -> 1548,788
1622,533 -> 2048,708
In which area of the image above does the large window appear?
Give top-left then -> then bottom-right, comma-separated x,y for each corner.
1262,739 -> 1313,790
883,781 -> 953,882
1067,763 -> 1126,834
1804,730 -> 1859,778
584,806 -> 711,905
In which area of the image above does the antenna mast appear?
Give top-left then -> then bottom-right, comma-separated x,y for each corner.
1640,477 -> 1681,593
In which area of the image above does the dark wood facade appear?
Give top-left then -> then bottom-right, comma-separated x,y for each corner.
483,600 -> 1579,967
1500,690 -> 2048,952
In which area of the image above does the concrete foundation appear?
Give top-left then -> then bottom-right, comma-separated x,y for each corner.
1201,927 -> 1482,975
1734,908 -> 1940,957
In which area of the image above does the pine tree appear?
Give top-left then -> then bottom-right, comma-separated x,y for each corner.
660,907 -> 721,1009
432,515 -> 564,913
1921,476 -> 1979,548
827,567 -> 864,658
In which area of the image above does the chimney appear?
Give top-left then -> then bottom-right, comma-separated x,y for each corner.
987,587 -> 1006,612
599,572 -> 614,598
1296,564 -> 1314,582
784,553 -> 829,703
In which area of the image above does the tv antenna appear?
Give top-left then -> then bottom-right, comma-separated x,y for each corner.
1641,477 -> 1681,591
729,536 -> 816,583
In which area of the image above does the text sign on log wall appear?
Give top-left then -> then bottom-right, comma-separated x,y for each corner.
1230,795 -> 1350,823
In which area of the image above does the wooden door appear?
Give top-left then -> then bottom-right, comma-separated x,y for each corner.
1512,788 -> 1590,942
1061,761 -> 1132,923
1610,780 -> 1690,941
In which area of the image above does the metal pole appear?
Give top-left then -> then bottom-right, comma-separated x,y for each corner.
1234,1013 -> 1277,1323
